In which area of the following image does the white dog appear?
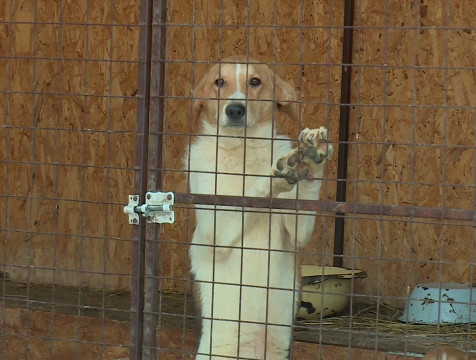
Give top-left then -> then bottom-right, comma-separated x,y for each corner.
184,56 -> 332,360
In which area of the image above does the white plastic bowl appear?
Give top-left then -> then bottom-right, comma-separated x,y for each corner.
399,282 -> 476,324
298,265 -> 366,320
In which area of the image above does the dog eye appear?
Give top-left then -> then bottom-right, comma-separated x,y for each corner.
214,78 -> 225,87
249,77 -> 261,86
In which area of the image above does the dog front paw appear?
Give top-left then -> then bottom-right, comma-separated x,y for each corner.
299,127 -> 333,164
271,127 -> 332,190
272,148 -> 309,185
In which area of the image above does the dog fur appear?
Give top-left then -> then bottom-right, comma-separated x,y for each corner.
184,56 -> 332,360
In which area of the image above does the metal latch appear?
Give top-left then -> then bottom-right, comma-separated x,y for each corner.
124,192 -> 174,225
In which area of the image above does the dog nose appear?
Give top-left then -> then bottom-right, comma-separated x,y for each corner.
225,104 -> 246,121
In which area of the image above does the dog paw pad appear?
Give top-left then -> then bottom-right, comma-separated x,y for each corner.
302,146 -> 323,164
273,149 -> 308,184
299,127 -> 332,164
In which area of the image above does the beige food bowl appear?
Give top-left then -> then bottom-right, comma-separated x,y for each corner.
298,265 -> 367,320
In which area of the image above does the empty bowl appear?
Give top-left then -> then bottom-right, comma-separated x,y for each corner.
298,265 -> 367,320
399,282 -> 476,324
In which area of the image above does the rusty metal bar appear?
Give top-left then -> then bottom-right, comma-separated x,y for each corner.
130,0 -> 154,358
141,0 -> 168,358
173,193 -> 476,222
334,0 -> 355,268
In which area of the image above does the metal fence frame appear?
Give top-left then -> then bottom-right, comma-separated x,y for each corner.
1,0 -> 474,358
132,0 -> 475,358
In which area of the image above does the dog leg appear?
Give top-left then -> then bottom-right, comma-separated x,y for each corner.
191,127 -> 331,264
278,127 -> 332,248
272,127 -> 331,186
192,169 -> 304,255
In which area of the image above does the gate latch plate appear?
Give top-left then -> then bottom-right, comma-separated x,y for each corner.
124,192 -> 174,225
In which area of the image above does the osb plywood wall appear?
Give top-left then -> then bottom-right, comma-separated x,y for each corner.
160,0 -> 476,305
0,0 -> 140,289
1,0 -> 475,306
344,0 -> 475,304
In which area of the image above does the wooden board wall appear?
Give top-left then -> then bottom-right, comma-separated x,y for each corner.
160,0 -> 476,306
1,0 -> 475,307
0,0 -> 140,290
344,0 -> 476,305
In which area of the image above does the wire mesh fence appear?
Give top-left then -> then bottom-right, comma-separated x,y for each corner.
148,0 -> 476,359
1,0 -> 140,358
1,0 -> 475,359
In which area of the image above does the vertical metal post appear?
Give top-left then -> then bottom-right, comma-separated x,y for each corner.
130,0 -> 154,358
333,0 -> 354,267
142,0 -> 167,358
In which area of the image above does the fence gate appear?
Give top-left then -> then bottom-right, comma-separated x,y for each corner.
1,0 -> 475,359
130,0 -> 475,359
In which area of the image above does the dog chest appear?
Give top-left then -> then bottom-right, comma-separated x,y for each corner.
188,138 -> 274,196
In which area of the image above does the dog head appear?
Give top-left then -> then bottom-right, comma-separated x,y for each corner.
192,56 -> 298,132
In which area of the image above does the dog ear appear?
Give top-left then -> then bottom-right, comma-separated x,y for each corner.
275,74 -> 299,121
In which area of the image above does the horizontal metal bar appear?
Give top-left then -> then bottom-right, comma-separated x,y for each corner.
0,262 -> 134,276
2,19 -> 475,32
1,296 -> 132,314
0,228 -> 135,243
174,192 -> 476,222
0,54 -> 476,71
2,89 -> 476,111
0,330 -> 130,348
0,55 -> 142,63
3,54 -> 476,72
2,125 -> 475,150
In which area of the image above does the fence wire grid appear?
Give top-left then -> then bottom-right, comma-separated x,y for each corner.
1,0 -> 475,360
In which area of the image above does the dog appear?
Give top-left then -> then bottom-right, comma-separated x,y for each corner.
184,56 -> 332,360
